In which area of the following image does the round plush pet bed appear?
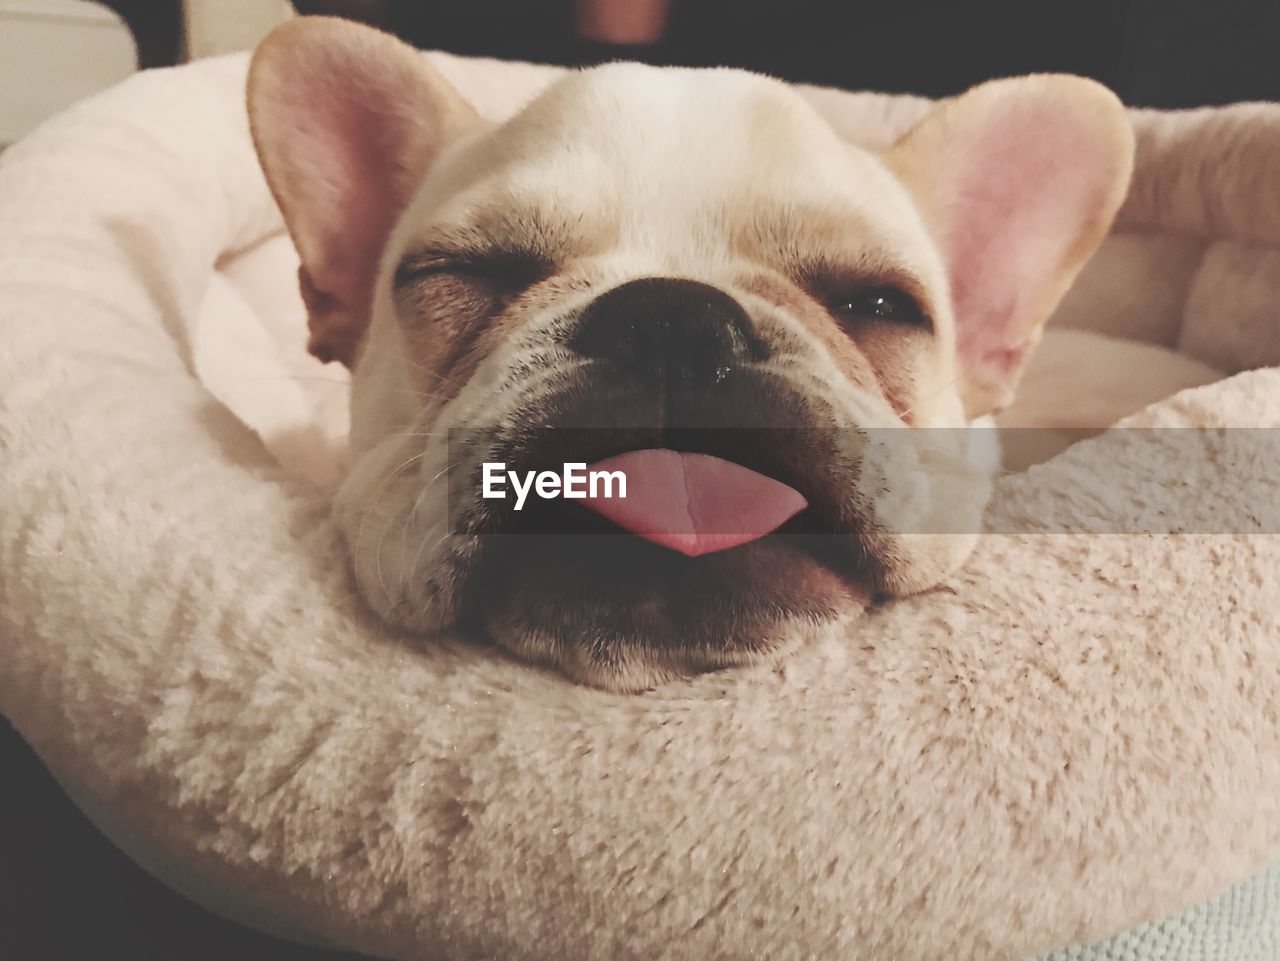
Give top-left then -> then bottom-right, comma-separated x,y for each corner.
2,49 -> 1280,961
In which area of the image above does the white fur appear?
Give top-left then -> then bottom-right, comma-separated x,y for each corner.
248,23 -> 1133,688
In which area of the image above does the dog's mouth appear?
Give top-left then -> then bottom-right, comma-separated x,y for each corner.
572,447 -> 808,557
442,368 -> 881,689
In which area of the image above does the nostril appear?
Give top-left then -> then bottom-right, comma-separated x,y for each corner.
569,277 -> 766,386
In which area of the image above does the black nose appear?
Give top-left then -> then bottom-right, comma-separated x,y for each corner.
569,277 -> 766,387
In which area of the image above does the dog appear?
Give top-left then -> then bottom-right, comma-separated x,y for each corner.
247,17 -> 1134,691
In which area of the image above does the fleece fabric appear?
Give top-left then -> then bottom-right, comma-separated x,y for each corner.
1,51 -> 1279,961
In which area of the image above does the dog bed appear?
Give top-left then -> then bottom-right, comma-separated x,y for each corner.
2,50 -> 1280,961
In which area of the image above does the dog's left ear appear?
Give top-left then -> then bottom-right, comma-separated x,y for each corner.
887,75 -> 1134,415
248,17 -> 483,367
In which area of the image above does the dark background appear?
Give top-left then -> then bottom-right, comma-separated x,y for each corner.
6,0 -> 1280,958
376,0 -> 1280,108
104,0 -> 1280,106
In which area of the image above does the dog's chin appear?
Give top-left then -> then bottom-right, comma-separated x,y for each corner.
466,523 -> 868,692
343,364 -> 989,692
427,370 -> 881,690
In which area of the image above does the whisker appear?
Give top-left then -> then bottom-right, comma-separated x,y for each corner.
352,440 -> 437,605
405,522 -> 456,601
896,372 -> 967,422
216,375 -> 353,387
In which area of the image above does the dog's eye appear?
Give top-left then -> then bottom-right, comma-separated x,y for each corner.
395,251 -> 549,295
392,251 -> 553,334
829,287 -> 931,329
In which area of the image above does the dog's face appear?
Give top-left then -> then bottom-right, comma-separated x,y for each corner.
249,18 -> 1133,690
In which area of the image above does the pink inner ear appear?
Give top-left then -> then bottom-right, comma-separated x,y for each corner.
296,91 -> 407,316
251,22 -> 478,368
942,100 -> 1109,386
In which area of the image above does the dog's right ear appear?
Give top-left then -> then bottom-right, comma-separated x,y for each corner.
248,17 -> 482,367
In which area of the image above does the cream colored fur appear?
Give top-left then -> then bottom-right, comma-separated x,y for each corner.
246,20 -> 1134,688
1,49 -> 1279,961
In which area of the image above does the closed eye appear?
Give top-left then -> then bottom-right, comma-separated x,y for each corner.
391,247 -> 554,339
394,247 -> 553,298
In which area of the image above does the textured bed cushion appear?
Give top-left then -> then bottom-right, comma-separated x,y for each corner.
1,51 -> 1279,961
1039,860 -> 1280,960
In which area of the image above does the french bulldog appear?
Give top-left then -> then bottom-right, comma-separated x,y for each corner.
247,17 -> 1134,691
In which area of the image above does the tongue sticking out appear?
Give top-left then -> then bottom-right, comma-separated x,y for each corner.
579,449 -> 807,557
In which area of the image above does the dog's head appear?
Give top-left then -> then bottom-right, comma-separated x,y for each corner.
248,18 -> 1133,690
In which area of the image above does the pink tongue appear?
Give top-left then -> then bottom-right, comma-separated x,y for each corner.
580,449 -> 807,557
